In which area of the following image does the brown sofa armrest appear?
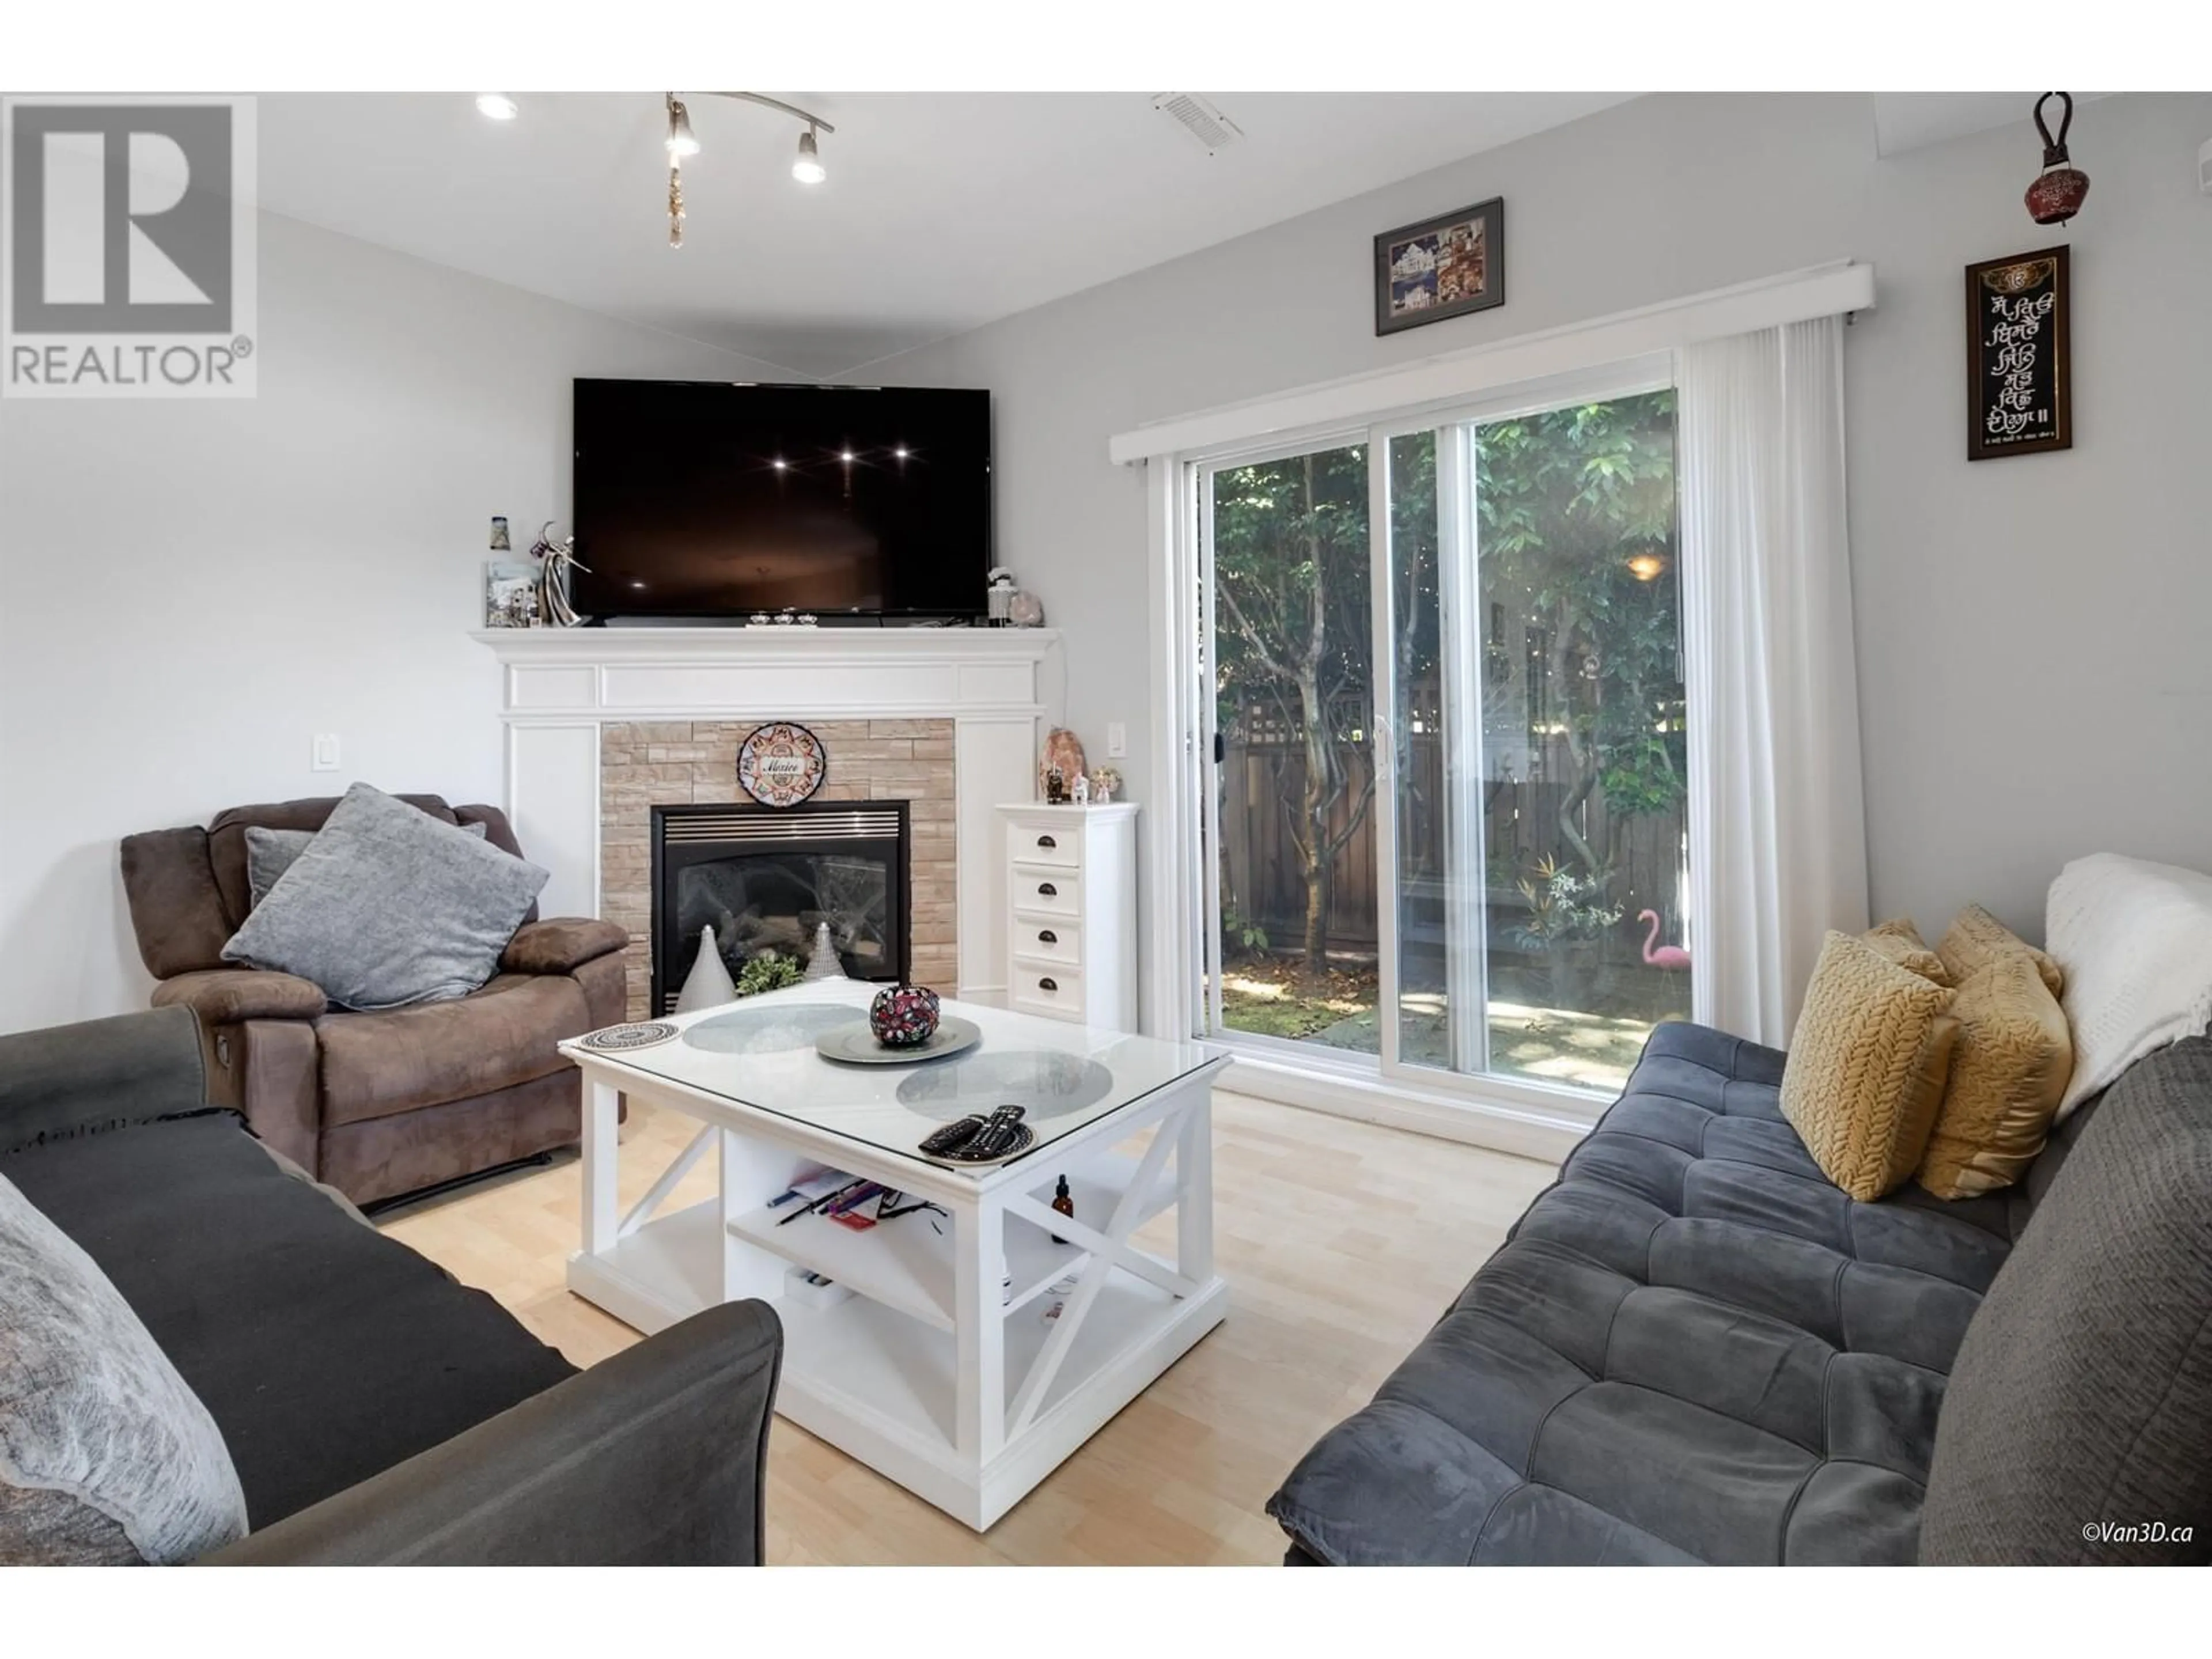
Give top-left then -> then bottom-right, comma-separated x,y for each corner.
501,918 -> 629,976
152,968 -> 327,1024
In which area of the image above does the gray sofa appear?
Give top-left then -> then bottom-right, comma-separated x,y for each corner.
1,1005 -> 781,1565
1268,1021 -> 2212,1565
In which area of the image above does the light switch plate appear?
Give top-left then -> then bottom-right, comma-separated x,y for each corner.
1106,722 -> 1128,758
311,733 -> 341,772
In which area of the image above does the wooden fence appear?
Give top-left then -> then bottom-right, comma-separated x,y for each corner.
1220,717 -> 1687,959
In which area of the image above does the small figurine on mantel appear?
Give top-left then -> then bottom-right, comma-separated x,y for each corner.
1071,771 -> 1090,806
1044,765 -> 1067,805
1039,728 -> 1087,800
1090,766 -> 1120,805
527,520 -> 590,628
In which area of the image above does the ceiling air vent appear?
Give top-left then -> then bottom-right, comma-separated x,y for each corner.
1153,92 -> 1244,156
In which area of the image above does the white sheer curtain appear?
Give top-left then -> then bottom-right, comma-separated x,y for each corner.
1679,315 -> 1868,1046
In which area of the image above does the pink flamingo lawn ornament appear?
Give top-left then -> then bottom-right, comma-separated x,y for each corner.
1638,910 -> 1692,972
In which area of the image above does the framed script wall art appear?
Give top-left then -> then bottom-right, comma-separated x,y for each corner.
1965,245 -> 2072,461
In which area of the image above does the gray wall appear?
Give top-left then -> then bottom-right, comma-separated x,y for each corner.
850,91 -> 2212,949
0,211 -> 779,1031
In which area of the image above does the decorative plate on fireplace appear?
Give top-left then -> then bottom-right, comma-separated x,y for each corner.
736,722 -> 828,808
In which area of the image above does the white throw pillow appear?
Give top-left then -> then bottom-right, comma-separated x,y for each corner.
0,1171 -> 248,1564
2046,852 -> 2212,1118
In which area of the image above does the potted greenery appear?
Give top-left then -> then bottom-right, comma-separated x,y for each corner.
736,950 -> 803,998
1510,855 -> 1624,1014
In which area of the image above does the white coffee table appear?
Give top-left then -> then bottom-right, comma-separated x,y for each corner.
559,981 -> 1228,1531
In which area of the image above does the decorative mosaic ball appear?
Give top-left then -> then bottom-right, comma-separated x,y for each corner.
869,984 -> 941,1048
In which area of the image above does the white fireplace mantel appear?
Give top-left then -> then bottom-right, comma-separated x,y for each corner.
473,627 -> 1063,1003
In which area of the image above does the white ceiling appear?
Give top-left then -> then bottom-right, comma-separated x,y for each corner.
1870,90 -> 2116,159
253,92 -> 1638,377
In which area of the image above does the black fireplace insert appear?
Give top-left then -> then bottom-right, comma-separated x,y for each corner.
650,800 -> 911,1016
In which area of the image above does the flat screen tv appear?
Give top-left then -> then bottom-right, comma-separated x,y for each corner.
570,380 -> 991,622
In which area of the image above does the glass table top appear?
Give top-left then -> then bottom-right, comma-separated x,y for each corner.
565,980 -> 1221,1174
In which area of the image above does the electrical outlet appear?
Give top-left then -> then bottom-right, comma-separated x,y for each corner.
1106,722 -> 1128,758
311,733 -> 341,772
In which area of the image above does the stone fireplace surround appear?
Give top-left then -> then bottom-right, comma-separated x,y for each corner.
602,718 -> 957,1020
473,627 -> 1057,1019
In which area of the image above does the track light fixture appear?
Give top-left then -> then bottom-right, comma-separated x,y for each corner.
793,126 -> 826,185
472,90 -> 833,247
664,95 -> 700,160
659,92 -> 833,247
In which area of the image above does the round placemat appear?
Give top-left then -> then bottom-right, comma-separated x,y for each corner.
683,1002 -> 858,1055
814,1016 -> 982,1066
896,1050 -> 1114,1122
578,1021 -> 678,1052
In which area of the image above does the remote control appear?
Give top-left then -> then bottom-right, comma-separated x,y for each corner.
963,1104 -> 1028,1160
919,1116 -> 986,1157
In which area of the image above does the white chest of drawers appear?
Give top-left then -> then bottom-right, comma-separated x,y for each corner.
997,802 -> 1139,1031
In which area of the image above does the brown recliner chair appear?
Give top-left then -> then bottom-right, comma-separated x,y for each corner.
120,794 -> 628,1208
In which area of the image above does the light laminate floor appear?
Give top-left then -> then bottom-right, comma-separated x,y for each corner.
378,1090 -> 1558,1565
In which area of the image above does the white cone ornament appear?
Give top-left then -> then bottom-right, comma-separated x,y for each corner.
675,924 -> 738,1012
802,919 -> 848,981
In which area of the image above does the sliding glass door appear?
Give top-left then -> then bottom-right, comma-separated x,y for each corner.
1200,441 -> 1378,1054
1198,375 -> 1692,1100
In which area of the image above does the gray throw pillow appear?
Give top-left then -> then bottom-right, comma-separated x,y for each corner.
222,782 -> 548,1010
1918,1035 -> 2212,1563
246,819 -> 484,909
1,1171 -> 248,1565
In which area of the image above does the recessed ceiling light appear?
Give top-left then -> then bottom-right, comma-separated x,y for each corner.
893,446 -> 910,460
476,93 -> 519,122
840,449 -> 855,463
772,459 -> 788,471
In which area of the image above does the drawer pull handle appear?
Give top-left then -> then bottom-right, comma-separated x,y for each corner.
1037,929 -> 1058,944
1037,834 -> 1058,849
1039,976 -> 1059,992
1037,881 -> 1058,897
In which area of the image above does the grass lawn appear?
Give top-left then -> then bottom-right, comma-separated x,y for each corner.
1214,950 -> 1680,1093
1218,957 -> 1376,1044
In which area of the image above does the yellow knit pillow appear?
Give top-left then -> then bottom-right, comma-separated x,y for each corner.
1916,952 -> 2075,1199
1862,918 -> 1951,986
1936,904 -> 2063,999
1781,931 -> 1960,1202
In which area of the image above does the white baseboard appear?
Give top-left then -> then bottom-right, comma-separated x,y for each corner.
1219,1050 -> 1592,1167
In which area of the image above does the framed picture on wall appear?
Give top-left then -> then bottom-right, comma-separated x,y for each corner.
1965,245 -> 2072,461
1374,197 -> 1504,336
